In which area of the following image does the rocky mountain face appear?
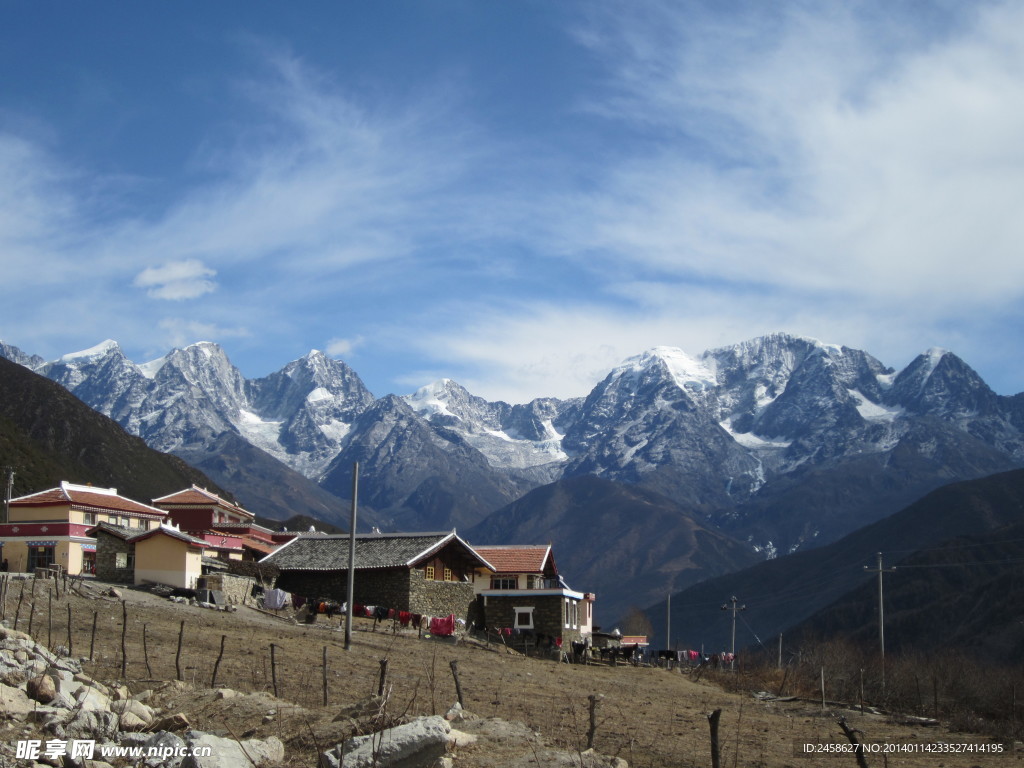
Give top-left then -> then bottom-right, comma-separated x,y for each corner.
3,332 -> 1023,569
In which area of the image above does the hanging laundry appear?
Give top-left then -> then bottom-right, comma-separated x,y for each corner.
429,614 -> 456,636
263,589 -> 288,610
398,611 -> 411,627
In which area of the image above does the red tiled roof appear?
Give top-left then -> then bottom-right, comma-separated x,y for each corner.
472,545 -> 551,574
152,485 -> 252,518
12,483 -> 166,517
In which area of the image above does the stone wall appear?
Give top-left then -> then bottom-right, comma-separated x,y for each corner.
93,532 -> 134,584
482,594 -> 583,644
200,573 -> 256,606
275,568 -> 475,620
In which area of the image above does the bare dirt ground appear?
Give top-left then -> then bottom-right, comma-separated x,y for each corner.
4,577 -> 1021,767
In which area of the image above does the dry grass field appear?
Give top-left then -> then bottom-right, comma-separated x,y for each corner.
2,577 -> 1019,767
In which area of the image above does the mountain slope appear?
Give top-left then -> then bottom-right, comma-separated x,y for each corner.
644,467 -> 1024,653
467,475 -> 761,626
0,356 -> 227,503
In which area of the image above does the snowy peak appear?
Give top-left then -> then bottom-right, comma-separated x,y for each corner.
612,347 -> 718,394
57,339 -> 122,364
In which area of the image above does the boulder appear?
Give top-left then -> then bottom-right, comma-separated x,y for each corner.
0,681 -> 34,719
142,731 -> 187,768
118,711 -> 149,732
180,733 -> 284,768
152,713 -> 191,732
27,674 -> 56,703
322,716 -> 452,768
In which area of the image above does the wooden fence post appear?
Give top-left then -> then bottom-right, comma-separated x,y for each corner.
66,603 -> 72,656
270,644 -> 279,698
449,660 -> 464,708
322,646 -> 329,707
377,658 -> 389,697
707,708 -> 722,768
143,624 -> 152,678
89,611 -> 98,662
175,620 -> 185,681
587,694 -> 600,750
120,600 -> 128,678
211,635 -> 227,687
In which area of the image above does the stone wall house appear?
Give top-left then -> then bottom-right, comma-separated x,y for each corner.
469,545 -> 596,647
260,531 -> 494,621
86,521 -> 209,589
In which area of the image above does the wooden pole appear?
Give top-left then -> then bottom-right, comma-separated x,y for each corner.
175,620 -> 185,681
270,644 -> 279,697
143,624 -> 152,678
707,708 -> 722,768
377,658 -> 389,697
13,581 -> 24,631
27,593 -> 36,638
120,600 -> 128,678
212,635 -> 227,687
66,603 -> 73,656
89,611 -> 98,662
821,666 -> 827,711
838,717 -> 870,768
587,694 -> 599,750
344,461 -> 358,652
47,588 -> 53,649
449,659 -> 464,708
322,646 -> 329,707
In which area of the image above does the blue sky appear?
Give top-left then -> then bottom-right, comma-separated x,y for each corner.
3,1 -> 1023,402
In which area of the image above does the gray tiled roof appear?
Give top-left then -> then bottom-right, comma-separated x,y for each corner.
261,531 -> 492,572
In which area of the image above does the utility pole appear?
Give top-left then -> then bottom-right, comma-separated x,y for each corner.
721,596 -> 745,671
864,552 -> 896,696
344,462 -> 359,651
1,466 -> 13,525
666,591 -> 671,652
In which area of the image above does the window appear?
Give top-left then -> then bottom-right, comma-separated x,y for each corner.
425,566 -> 435,580
443,568 -> 453,582
83,512 -> 95,525
115,551 -> 135,570
490,575 -> 518,590
514,607 -> 534,630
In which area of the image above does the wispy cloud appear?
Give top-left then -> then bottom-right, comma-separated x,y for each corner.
134,259 -> 217,300
564,1 -> 1024,308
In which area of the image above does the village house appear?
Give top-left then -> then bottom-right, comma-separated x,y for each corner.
151,485 -> 277,561
260,530 -> 495,621
469,544 -> 596,646
86,521 -> 208,589
0,482 -> 166,575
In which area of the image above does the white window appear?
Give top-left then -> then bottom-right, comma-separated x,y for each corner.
513,606 -> 534,630
491,575 -> 517,590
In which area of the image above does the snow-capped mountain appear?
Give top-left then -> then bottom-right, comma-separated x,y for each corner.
3,332 -> 1022,553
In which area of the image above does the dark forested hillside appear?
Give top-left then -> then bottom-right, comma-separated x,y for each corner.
645,468 -> 1024,654
0,357 -> 227,503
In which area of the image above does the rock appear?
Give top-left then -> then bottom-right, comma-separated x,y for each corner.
444,702 -> 464,721
448,728 -> 477,748
180,733 -> 284,768
107,588 -> 122,599
152,713 -> 191,732
214,688 -> 237,700
111,698 -> 155,725
0,681 -> 34,719
134,688 -> 154,702
64,709 -> 119,740
27,674 -> 57,703
323,716 -> 452,768
76,686 -> 111,711
110,684 -> 131,700
142,731 -> 187,768
118,711 -> 149,731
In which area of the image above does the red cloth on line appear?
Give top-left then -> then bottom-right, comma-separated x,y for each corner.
429,614 -> 456,636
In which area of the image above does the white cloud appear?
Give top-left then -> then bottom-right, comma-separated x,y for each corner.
326,336 -> 363,358
134,259 -> 217,300
565,1 -> 1024,308
157,318 -> 250,349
